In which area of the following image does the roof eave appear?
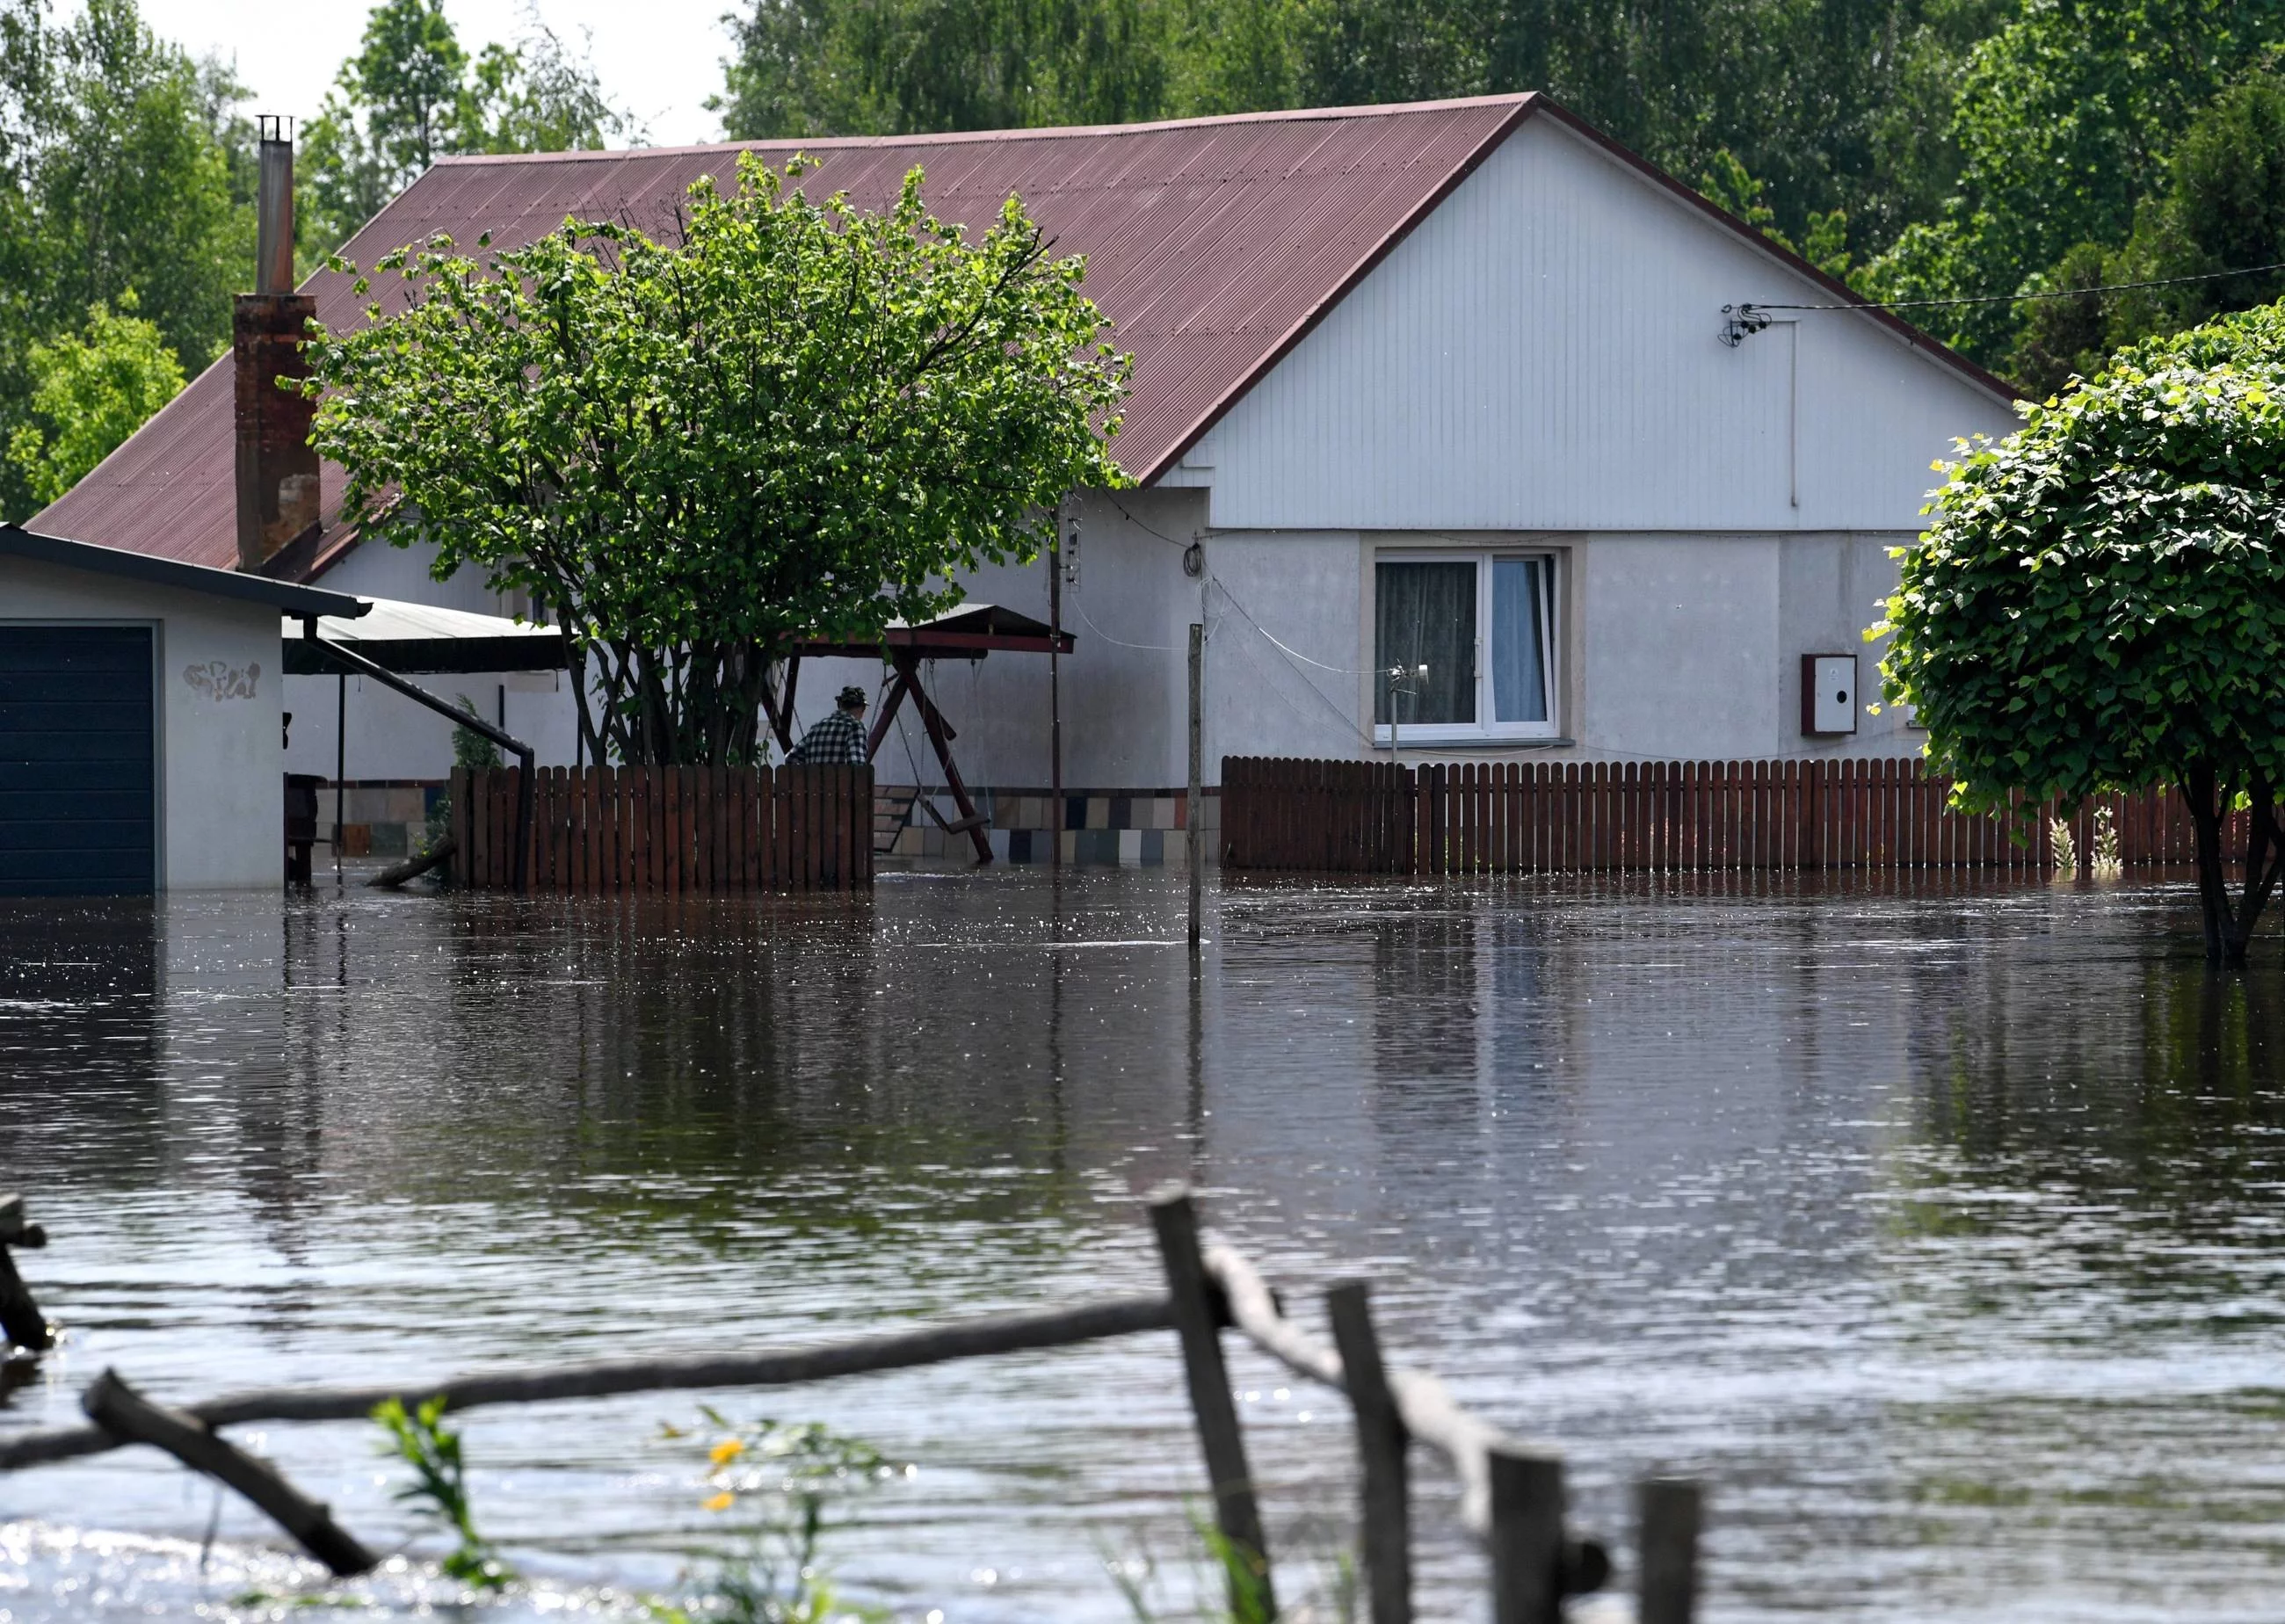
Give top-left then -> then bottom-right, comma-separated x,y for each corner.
0,525 -> 370,617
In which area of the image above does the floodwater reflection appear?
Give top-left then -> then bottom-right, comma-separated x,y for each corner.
2,870 -> 2283,1620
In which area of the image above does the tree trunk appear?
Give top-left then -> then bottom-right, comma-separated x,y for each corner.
2180,765 -> 2285,968
2185,765 -> 2230,965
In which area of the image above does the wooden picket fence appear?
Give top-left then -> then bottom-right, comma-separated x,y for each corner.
1222,756 -> 2225,875
452,765 -> 873,893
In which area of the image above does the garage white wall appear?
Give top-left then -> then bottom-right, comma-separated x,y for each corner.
2,555 -> 281,890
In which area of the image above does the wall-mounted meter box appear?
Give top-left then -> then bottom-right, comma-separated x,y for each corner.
1801,654 -> 1858,736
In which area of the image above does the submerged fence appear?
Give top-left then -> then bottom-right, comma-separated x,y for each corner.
1222,756 -> 2223,875
0,1189 -> 1699,1624
452,765 -> 873,894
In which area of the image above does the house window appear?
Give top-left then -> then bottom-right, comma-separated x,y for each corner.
1374,554 -> 1557,742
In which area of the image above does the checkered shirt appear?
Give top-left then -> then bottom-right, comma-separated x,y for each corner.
788,709 -> 870,765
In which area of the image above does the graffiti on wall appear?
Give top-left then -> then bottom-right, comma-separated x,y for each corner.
185,660 -> 261,701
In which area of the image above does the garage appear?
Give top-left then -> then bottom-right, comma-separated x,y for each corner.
0,625 -> 156,896
0,525 -> 365,894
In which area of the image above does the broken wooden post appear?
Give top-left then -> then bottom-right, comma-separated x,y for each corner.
1326,1280 -> 1410,1624
1149,1187 -> 1274,1621
82,1368 -> 376,1576
1487,1446 -> 1566,1624
0,1193 -> 52,1352
1637,1477 -> 1702,1624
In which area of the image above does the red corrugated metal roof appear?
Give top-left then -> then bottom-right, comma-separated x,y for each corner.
33,94 -> 2014,576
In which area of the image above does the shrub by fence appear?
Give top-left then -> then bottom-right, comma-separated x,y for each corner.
452,765 -> 873,893
1222,756 -> 2223,875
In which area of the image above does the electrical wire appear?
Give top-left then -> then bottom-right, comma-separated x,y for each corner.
1745,258 -> 2285,314
1070,594 -> 1180,652
1219,605 -> 1381,752
1102,491 -> 1199,548
1206,576 -> 1381,750
1209,576 -> 1389,678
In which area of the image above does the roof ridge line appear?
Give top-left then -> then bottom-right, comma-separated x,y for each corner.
432,93 -> 1538,166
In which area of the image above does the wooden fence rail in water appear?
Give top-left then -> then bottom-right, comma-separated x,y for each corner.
1222,755 -> 2233,875
451,764 -> 873,894
0,1190 -> 1694,1624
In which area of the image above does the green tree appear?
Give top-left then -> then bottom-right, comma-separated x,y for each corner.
1865,0 -> 2285,366
2012,71 -> 2285,394
1875,304 -> 2285,964
301,2 -> 633,259
4,294 -> 183,504
712,0 -> 1991,268
1697,149 -> 1852,279
714,0 -> 1173,138
0,0 -> 250,519
302,155 -> 1130,766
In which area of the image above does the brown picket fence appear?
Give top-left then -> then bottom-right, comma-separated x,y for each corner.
1221,756 -> 2228,875
452,765 -> 872,893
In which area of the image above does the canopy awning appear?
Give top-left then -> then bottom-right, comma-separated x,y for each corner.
283,598 -> 568,675
794,603 -> 1073,661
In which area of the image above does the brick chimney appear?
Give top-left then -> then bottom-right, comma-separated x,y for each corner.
235,114 -> 321,574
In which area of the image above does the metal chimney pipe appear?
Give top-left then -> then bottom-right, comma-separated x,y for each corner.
236,112 -> 319,573
255,113 -> 294,294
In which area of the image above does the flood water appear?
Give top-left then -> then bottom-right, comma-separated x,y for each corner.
3,869 -> 2284,1621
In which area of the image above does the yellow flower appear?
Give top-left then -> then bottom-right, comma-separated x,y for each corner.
708,1438 -> 746,1467
702,1491 -> 735,1512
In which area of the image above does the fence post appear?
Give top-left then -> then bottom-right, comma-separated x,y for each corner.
1149,1189 -> 1274,1620
1327,1282 -> 1410,1624
1637,1478 -> 1702,1624
1488,1446 -> 1567,1624
1189,623 -> 1204,950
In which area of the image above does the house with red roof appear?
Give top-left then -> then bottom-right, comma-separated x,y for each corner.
32,93 -> 2018,867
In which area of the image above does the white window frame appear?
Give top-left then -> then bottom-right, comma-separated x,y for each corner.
1371,550 -> 1560,746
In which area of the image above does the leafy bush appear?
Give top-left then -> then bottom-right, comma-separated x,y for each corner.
1877,308 -> 2285,961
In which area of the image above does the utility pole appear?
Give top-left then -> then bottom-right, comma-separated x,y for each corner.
1049,513 -> 1067,872
1188,621 -> 1203,952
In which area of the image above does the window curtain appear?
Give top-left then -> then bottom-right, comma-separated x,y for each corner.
1491,558 -> 1549,724
1375,561 -> 1475,725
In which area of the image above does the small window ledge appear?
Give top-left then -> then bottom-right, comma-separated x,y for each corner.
1378,736 -> 1576,752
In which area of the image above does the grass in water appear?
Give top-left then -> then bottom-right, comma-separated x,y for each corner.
649,1410 -> 903,1624
371,1395 -> 512,1591
1105,1504 -> 1356,1624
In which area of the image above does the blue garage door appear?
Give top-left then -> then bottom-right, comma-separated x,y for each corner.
0,626 -> 156,896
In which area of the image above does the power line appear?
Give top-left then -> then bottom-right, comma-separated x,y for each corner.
1741,257 -> 2285,315
1070,594 -> 1179,652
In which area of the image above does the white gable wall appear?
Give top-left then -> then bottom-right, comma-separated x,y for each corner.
1192,114 -> 2019,533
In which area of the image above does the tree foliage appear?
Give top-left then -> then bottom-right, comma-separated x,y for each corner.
2012,69 -> 2285,394
1876,305 -> 2285,962
0,0 -> 250,518
303,156 -> 1129,766
715,0 -> 2004,267
301,1 -> 637,263
4,294 -> 181,504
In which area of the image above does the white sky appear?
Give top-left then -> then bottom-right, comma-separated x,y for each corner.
96,0 -> 738,148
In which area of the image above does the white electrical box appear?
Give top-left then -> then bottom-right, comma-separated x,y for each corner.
1801,654 -> 1857,735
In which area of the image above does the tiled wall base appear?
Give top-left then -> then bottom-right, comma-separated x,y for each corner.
889,788 -> 1219,866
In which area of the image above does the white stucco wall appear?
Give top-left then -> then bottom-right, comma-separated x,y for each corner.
2,555 -> 282,889
1179,527 -> 1919,766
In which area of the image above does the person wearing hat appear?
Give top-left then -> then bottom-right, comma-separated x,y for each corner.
787,684 -> 872,765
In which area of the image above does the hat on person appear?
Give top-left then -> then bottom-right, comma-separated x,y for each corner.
837,685 -> 868,709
